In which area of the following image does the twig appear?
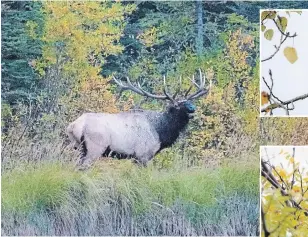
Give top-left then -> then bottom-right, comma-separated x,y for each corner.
263,70 -> 284,104
272,17 -> 297,38
290,147 -> 296,190
261,33 -> 289,63
262,70 -> 308,115
261,14 -> 297,62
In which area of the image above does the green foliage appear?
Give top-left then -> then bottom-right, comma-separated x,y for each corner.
227,13 -> 250,25
1,1 -> 43,105
35,2 -> 136,118
102,1 -> 212,78
177,28 -> 259,163
1,103 -> 13,130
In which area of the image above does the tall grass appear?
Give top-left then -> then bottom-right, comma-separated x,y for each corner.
2,121 -> 260,236
2,160 -> 259,236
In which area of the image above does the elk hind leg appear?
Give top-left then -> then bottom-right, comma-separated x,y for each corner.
76,138 -> 107,170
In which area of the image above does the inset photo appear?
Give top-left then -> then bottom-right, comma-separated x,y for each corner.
261,146 -> 308,236
260,10 -> 308,116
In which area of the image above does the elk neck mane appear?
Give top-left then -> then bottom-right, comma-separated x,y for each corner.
146,108 -> 190,151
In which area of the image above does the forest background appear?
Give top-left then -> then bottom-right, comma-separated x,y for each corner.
2,1 -> 308,236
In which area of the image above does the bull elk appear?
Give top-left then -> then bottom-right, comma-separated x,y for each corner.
67,70 -> 211,168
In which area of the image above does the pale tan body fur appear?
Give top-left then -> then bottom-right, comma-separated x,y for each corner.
67,112 -> 161,166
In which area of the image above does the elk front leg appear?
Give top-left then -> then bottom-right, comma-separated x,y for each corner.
132,158 -> 149,167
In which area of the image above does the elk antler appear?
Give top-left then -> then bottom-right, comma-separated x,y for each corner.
113,69 -> 211,104
113,76 -> 178,104
185,69 -> 211,101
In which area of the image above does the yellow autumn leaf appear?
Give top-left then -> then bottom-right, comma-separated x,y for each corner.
261,91 -> 270,105
261,25 -> 266,32
301,201 -> 308,209
277,17 -> 288,32
277,168 -> 286,179
261,11 -> 276,21
292,186 -> 301,193
284,47 -> 298,64
264,29 -> 274,41
261,11 -> 268,21
290,219 -> 298,227
291,10 -> 302,15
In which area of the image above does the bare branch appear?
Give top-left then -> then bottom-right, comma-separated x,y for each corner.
261,70 -> 308,115
261,93 -> 308,113
261,32 -> 289,63
273,17 -> 297,38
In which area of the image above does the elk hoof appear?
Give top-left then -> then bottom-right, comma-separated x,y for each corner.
75,163 -> 91,171
75,158 -> 91,171
132,159 -> 147,167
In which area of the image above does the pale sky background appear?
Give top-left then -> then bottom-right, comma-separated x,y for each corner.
261,146 -> 308,171
261,10 -> 308,116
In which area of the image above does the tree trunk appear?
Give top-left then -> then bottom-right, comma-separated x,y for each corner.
195,1 -> 204,57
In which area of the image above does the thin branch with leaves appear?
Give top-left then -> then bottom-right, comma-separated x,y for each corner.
261,70 -> 308,115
